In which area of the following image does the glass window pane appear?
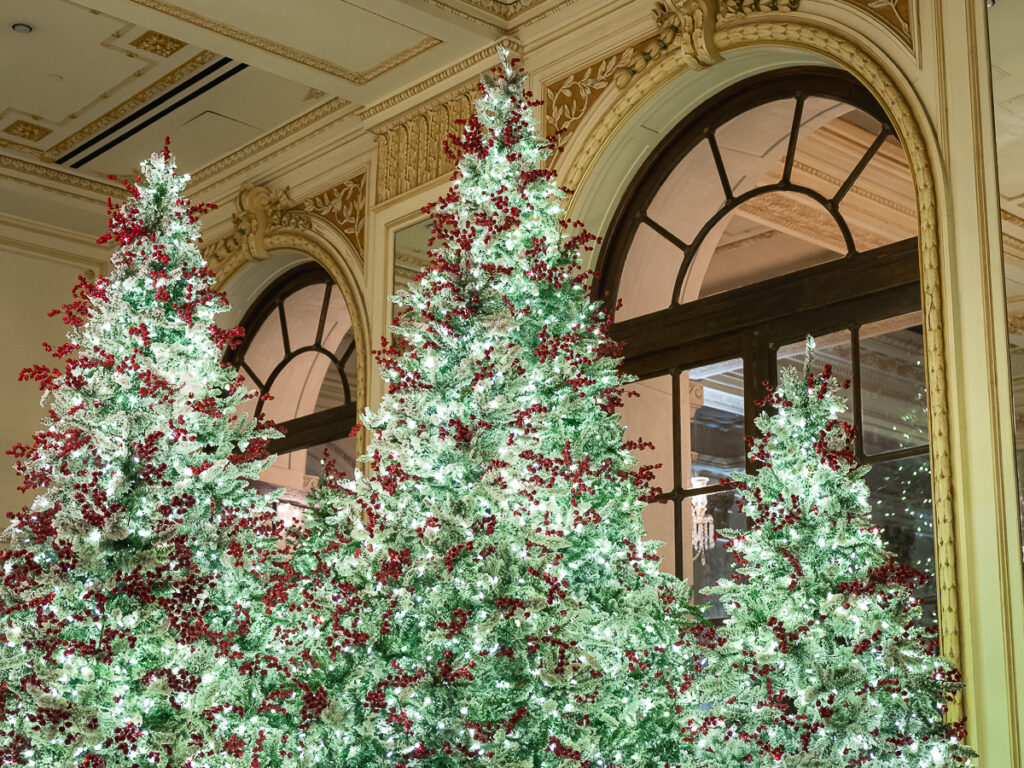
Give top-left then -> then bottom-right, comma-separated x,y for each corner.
687,360 -> 745,488
321,286 -> 352,352
681,191 -> 845,302
790,98 -> 884,199
865,455 -> 936,605
243,309 -> 284,384
617,223 -> 682,320
395,218 -> 433,291
777,330 -> 855,426
254,436 -> 359,537
282,283 -> 327,351
860,313 -> 929,455
316,364 -> 348,411
339,329 -> 357,388
641,499 -> 676,577
264,351 -> 333,423
689,489 -> 744,620
306,435 -> 358,482
619,374 -> 674,494
838,133 -> 916,251
647,138 -> 727,245
716,98 -> 795,195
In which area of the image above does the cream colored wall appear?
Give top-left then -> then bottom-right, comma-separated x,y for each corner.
0,246 -> 106,523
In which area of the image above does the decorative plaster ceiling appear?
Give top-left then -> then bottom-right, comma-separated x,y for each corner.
0,0 -> 548,234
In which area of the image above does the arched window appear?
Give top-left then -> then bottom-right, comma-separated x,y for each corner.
228,263 -> 358,505
599,68 -> 933,621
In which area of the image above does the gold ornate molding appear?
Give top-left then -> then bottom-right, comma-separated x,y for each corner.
559,14 -> 962,719
126,0 -> 439,84
544,35 -> 662,143
3,121 -> 52,142
373,82 -> 478,205
205,185 -> 313,284
430,0 -> 555,20
0,153 -> 121,196
129,29 -> 186,57
613,0 -> 799,81
358,39 -> 521,123
295,172 -> 367,267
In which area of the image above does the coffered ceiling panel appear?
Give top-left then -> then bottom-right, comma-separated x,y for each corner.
0,0 -> 520,234
161,0 -> 431,74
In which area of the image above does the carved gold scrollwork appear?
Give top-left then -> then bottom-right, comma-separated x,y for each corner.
373,85 -> 476,204
614,0 -> 799,82
205,184 -> 312,284
297,172 -> 366,267
677,0 -> 723,70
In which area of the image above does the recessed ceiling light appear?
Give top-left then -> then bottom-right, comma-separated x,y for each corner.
10,22 -> 34,33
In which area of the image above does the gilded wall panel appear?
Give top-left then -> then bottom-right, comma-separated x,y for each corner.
544,37 -> 662,145
374,85 -> 476,204
296,172 -> 367,266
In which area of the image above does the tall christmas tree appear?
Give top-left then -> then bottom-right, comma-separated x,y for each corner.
0,145 -> 305,767
700,340 -> 974,767
270,52 -> 712,767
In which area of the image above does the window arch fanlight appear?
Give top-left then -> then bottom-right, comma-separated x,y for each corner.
227,262 -> 358,508
598,67 -> 933,622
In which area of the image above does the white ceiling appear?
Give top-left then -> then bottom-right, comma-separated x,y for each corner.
0,0 -> 553,230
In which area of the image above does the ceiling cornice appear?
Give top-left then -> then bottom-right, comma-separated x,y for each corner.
357,38 -> 522,126
0,154 -> 120,196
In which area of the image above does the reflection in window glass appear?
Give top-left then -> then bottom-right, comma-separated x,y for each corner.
790,98 -> 883,199
686,361 -> 745,617
860,315 -> 928,455
684,191 -> 845,302
777,330 -> 854,426
394,219 -> 433,292
865,455 -> 936,602
618,223 -> 682,321
642,499 -> 675,577
837,133 -> 916,252
647,139 -> 727,244
264,351 -> 336,423
688,490 -> 743,620
305,436 -> 358,482
716,98 -> 794,195
688,360 -> 745,487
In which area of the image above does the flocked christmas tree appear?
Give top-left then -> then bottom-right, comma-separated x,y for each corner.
0,145 -> 309,767
700,339 -> 974,767
269,51 -> 713,767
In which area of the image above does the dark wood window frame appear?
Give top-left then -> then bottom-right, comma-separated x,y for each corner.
595,68 -> 934,605
226,263 -> 357,455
